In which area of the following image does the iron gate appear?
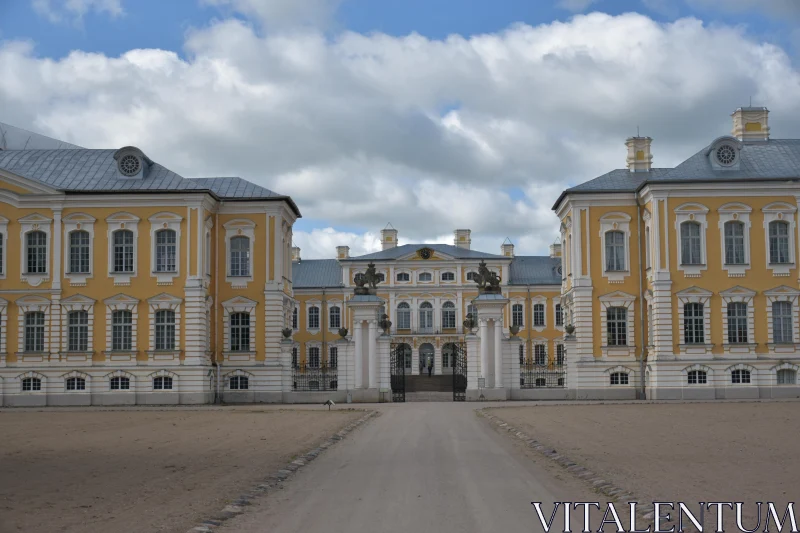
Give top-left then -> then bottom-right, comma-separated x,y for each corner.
390,342 -> 408,402
451,342 -> 467,402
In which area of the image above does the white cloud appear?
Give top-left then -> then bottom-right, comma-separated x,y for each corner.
3,12 -> 800,259
556,0 -> 598,13
292,228 -> 381,259
32,0 -> 124,24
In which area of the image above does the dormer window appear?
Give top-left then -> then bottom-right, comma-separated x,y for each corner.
119,154 -> 141,176
706,137 -> 741,171
715,144 -> 736,166
113,146 -> 151,179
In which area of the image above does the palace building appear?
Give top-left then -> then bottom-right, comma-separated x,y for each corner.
0,107 -> 799,404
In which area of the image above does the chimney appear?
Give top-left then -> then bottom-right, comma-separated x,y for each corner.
291,246 -> 301,262
454,229 -> 471,250
501,238 -> 514,258
381,224 -> 398,250
625,136 -> 653,172
549,243 -> 562,258
732,107 -> 769,142
337,246 -> 350,259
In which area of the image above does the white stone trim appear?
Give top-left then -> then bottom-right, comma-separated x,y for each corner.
683,363 -> 713,386
104,369 -> 135,392
0,297 -> 7,361
642,208 -> 653,280
106,212 -> 141,286
17,371 -> 46,394
222,296 -> 258,362
674,203 -> 709,278
717,203 -> 752,278
598,212 -> 632,283
0,215 -> 8,280
724,363 -> 757,386
62,213 -> 96,286
416,268 -> 435,284
223,219 -> 256,288
103,293 -> 140,363
771,362 -> 800,385
327,299 -> 343,331
598,291 -> 636,359
531,337 -> 548,363
720,286 -> 756,356
148,369 -> 179,391
764,285 -> 800,355
15,295 -> 51,356
531,295 -> 547,331
148,212 -> 183,285
61,370 -> 91,393
306,340 -> 322,367
509,298 -> 525,328
18,213 -> 52,287
306,299 -> 321,333
762,202 -> 797,277
675,287 -> 713,357
605,365 -> 636,386
60,294 -> 96,355
395,268 -> 412,284
146,293 -> 183,364
224,368 -> 254,390
439,268 -> 457,284
552,297 -> 564,331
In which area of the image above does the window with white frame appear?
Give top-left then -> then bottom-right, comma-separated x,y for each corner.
24,312 -> 45,352
105,294 -> 138,353
396,272 -> 410,282
441,272 -> 455,281
680,222 -> 702,265
224,219 -> 256,287
155,229 -> 177,272
555,344 -> 565,365
22,377 -> 42,391
376,272 -> 385,283
717,203 -> 752,277
467,304 -> 477,320
206,230 -> 212,276
26,231 -> 47,274
419,302 -> 434,331
518,344 -> 524,365
230,312 -> 251,352
153,376 -> 173,390
106,213 -> 139,285
110,376 -> 130,390
69,230 -> 91,274
599,292 -> 635,356
599,213 -> 631,282
720,287 -> 755,353
675,204 -> 709,277
397,302 -> 411,329
769,221 -> 791,264
329,346 -> 338,368
610,372 -> 629,385
308,346 -> 320,368
765,287 -> 800,351
555,304 -> 563,327
229,375 -> 249,390
442,302 -> 456,329
645,226 -> 651,269
511,304 -> 523,327
687,370 -> 707,385
149,213 -> 182,283
66,377 -> 86,391
292,307 -> 298,330
0,216 -> 6,278
607,307 -> 627,346
534,344 -> 546,365
113,230 -> 135,273
731,369 -> 751,384
533,304 -> 545,327
605,231 -> 625,271
230,236 -> 250,276
67,310 -> 89,352
329,306 -> 341,329
308,306 -> 320,330
155,310 -> 176,351
762,203 -> 796,276
683,303 -> 704,344
772,301 -> 793,343
724,221 -> 746,265
418,272 -> 432,282
727,302 -> 748,344
466,271 -> 477,282
777,368 -> 797,385
291,346 -> 298,368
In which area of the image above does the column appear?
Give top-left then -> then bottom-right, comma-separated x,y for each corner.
279,339 -> 293,393
494,318 -> 503,388
52,209 -> 62,289
354,321 -> 363,389
480,318 -> 489,385
368,320 -> 378,388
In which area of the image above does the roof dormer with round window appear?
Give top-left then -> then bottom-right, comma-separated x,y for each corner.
113,146 -> 151,179
706,136 -> 742,171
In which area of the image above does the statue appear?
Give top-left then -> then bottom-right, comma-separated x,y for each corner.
364,262 -> 381,290
354,262 -> 382,295
473,260 -> 502,294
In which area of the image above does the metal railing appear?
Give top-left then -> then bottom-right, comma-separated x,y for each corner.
293,363 -> 338,391
520,359 -> 566,389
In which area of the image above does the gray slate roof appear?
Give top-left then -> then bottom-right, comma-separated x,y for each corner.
0,122 -> 83,150
293,259 -> 343,288
508,256 -> 562,286
189,177 -> 282,199
349,243 -> 506,261
566,168 -> 671,193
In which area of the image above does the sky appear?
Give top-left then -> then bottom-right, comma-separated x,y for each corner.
1,0 -> 800,258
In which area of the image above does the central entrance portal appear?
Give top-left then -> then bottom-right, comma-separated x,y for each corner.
419,343 -> 435,375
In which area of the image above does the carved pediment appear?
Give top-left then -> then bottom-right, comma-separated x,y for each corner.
598,291 -> 636,302
720,285 -> 756,297
676,286 -> 713,297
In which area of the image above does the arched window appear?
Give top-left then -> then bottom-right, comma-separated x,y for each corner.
442,301 -> 456,329
512,304 -> 524,327
727,302 -> 748,344
731,369 -> 751,384
607,307 -> 627,346
153,376 -> 173,390
418,272 -> 432,282
533,303 -> 545,327
24,311 -> 45,352
66,377 -> 86,391
155,310 -> 176,351
376,273 -> 385,283
609,372 -> 629,385
687,370 -> 707,385
113,230 -> 135,273
466,271 -> 477,282
329,306 -> 341,329
308,306 -> 320,329
308,346 -> 320,368
230,312 -> 251,352
397,302 -> 411,329
112,310 -> 132,351
396,272 -> 410,282
229,375 -> 249,390
110,376 -> 130,390
441,272 -> 455,281
69,230 -> 90,274
230,236 -> 251,276
773,301 -> 793,343
419,302 -> 434,332
777,369 -> 797,385
155,229 -> 177,272
769,221 -> 790,264
680,222 -> 702,265
604,231 -> 625,271
724,221 -> 745,265
67,310 -> 89,352
683,303 -> 704,344
26,230 -> 48,274
22,377 -> 42,391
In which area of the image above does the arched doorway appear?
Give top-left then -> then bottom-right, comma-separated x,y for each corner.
442,342 -> 458,375
419,343 -> 435,375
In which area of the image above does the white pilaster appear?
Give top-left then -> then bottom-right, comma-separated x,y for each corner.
52,209 -> 62,290
354,321 -> 363,389
480,318 -> 489,382
368,320 -> 378,388
494,318 -> 503,388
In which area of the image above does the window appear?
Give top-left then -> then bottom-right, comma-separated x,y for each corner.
153,376 -> 173,390
396,272 -> 410,282
518,344 -> 524,365
230,312 -> 251,352
556,344 -> 565,365
22,377 -> 41,391
769,221 -> 790,264
397,302 -> 411,329
534,345 -> 546,365
154,310 -> 176,351
419,302 -> 434,331
329,306 -> 341,329
291,347 -> 298,369
442,302 -> 456,329
512,304 -> 523,327
206,231 -> 212,275
230,375 -> 249,390
0,232 -> 4,275
292,307 -> 298,330
418,272 -> 432,282
26,231 -> 47,273
308,306 -> 320,329
607,307 -> 627,346
113,230 -> 135,273
110,376 -> 130,390
610,372 -> 629,385
112,310 -> 133,351
724,221 -> 746,265
727,302 -> 748,344
555,304 -> 563,327
230,236 -> 251,276
441,272 -> 455,281
683,303 -> 704,344
467,304 -> 477,320
681,222 -> 702,265
376,273 -> 385,283
533,304 -> 545,327
308,347 -> 320,368
773,301 -> 793,344
777,369 -> 797,385
687,370 -> 707,385
155,229 -> 177,272
69,231 -> 90,273
354,273 -> 365,284
731,369 -> 751,384
535,378 -> 546,387
67,310 -> 89,352
645,227 -> 651,269
466,272 -> 477,281
66,377 -> 86,391
329,346 -> 338,368
24,312 -> 45,352
605,231 -> 625,271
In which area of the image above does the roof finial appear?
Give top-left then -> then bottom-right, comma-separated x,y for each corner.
749,95 -> 752,107
637,125 -> 640,137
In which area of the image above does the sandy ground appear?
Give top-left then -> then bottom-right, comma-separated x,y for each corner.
0,407 -> 364,533
486,402 -> 799,529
